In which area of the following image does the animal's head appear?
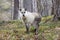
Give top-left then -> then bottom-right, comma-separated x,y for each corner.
19,8 -> 27,15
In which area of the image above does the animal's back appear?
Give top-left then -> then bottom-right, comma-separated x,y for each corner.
25,11 -> 40,24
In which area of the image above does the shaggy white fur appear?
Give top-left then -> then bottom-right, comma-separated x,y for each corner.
18,10 -> 40,24
18,8 -> 41,34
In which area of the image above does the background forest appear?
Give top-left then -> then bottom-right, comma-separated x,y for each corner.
0,0 -> 60,40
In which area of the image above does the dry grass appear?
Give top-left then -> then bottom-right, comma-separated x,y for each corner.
0,16 -> 60,40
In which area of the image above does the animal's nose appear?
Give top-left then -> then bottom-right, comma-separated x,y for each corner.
23,14 -> 25,16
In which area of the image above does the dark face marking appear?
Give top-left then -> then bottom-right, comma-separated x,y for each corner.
19,8 -> 26,15
20,9 -> 22,11
25,9 -> 27,11
21,12 -> 26,14
20,9 -> 26,17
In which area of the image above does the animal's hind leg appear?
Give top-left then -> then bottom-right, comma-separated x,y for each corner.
33,18 -> 41,35
33,22 -> 39,35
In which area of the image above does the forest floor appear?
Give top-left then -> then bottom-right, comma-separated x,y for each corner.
0,16 -> 60,40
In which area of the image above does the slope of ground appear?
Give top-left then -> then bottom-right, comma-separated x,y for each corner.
0,16 -> 60,40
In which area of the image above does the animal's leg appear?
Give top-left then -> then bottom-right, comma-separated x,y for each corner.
33,17 -> 41,35
22,14 -> 30,33
33,22 -> 39,35
25,23 -> 30,33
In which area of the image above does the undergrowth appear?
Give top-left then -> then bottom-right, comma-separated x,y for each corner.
0,16 -> 60,40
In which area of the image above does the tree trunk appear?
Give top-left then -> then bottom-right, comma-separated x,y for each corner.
19,0 -> 23,8
23,0 -> 33,12
32,0 -> 38,12
53,0 -> 60,21
37,0 -> 52,16
13,0 -> 19,20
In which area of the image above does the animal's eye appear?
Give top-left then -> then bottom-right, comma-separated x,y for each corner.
24,12 -> 25,13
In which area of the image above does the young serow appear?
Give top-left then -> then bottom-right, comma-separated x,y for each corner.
18,8 -> 41,35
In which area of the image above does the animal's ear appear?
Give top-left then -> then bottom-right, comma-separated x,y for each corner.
25,8 -> 27,11
20,9 -> 22,11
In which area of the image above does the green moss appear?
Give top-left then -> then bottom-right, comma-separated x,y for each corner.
0,16 -> 60,40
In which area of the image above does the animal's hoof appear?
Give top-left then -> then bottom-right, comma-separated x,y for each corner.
34,29 -> 36,32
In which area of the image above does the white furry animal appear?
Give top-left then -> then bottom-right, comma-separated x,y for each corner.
18,8 -> 41,34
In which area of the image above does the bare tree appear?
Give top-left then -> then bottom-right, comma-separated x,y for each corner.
37,0 -> 52,16
53,0 -> 60,21
13,0 -> 19,20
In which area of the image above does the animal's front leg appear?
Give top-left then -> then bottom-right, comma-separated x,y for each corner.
25,23 -> 30,33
